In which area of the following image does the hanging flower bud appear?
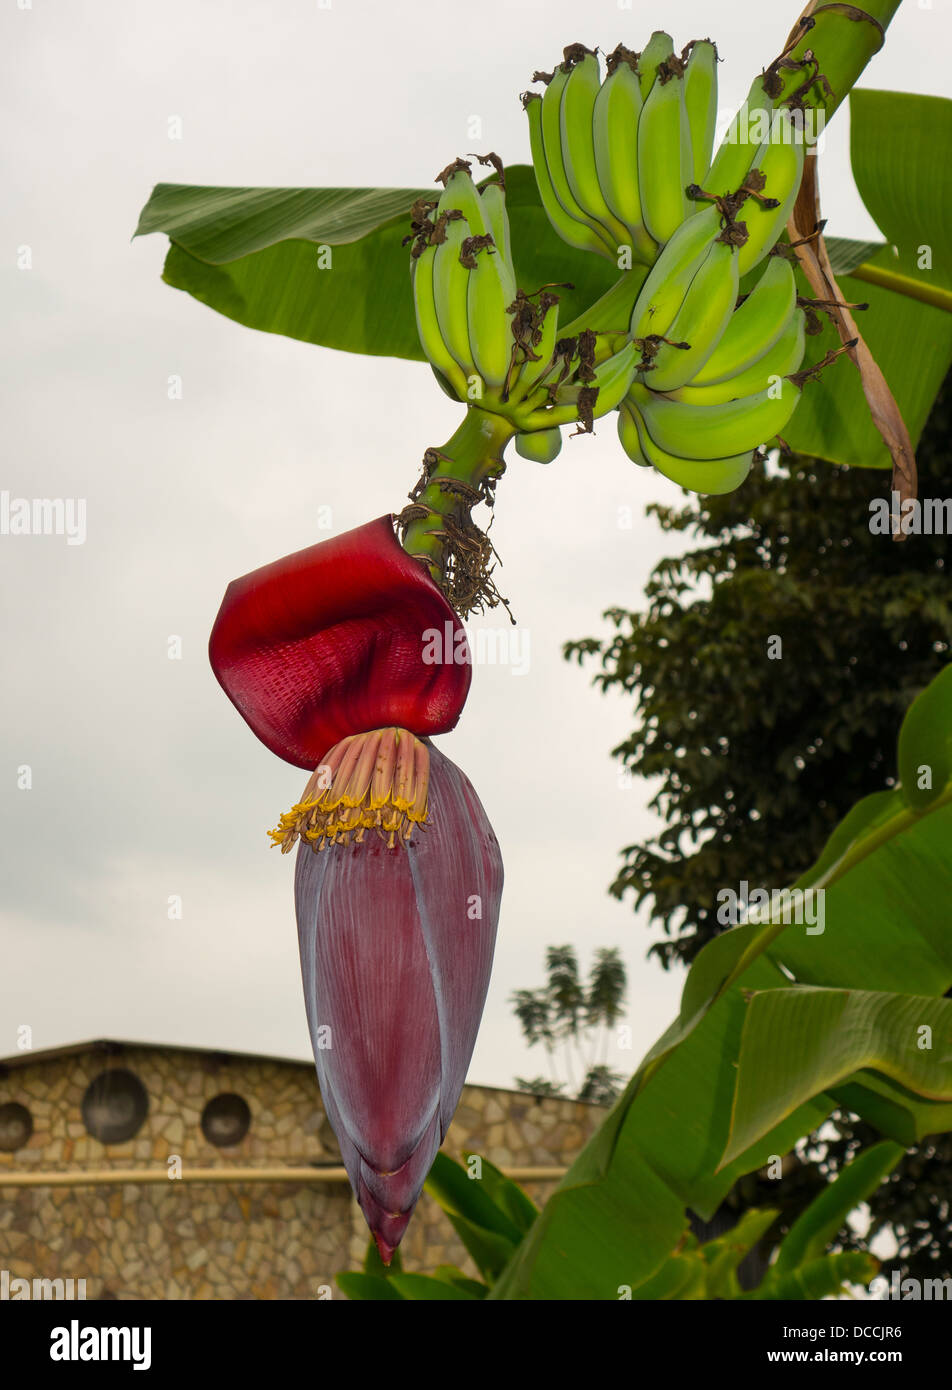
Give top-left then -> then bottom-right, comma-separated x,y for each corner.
209,516 -> 472,769
286,729 -> 503,1262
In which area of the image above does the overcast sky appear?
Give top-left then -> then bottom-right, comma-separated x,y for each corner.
2,0 -> 949,1092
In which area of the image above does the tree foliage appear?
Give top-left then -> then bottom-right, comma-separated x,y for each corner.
564,375 -> 952,1278
566,377 -> 952,972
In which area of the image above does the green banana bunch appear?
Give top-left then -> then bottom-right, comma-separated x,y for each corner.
524,48 -> 620,261
619,221 -> 810,494
410,160 -> 521,407
524,33 -> 721,266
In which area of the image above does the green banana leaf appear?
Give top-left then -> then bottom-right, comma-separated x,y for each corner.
724,990 -> 952,1164
830,1072 -> 952,1146
751,1251 -> 878,1301
772,1141 -> 903,1275
489,666 -> 952,1299
783,91 -> 952,468
134,166 -> 618,360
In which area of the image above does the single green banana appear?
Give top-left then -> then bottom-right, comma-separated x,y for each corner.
440,165 -> 488,236
633,375 -> 801,459
479,181 -> 512,266
592,55 -> 657,264
638,64 -> 693,245
560,50 -> 631,255
735,110 -> 805,276
691,255 -> 797,386
467,238 -> 517,390
542,61 -> 616,256
665,307 -> 806,404
682,40 -> 718,185
630,204 -> 721,339
515,427 -> 562,463
627,391 -> 754,493
432,211 -> 476,379
641,237 -> 739,392
637,31 -> 674,99
524,90 -> 611,258
617,399 -> 651,466
705,77 -> 779,197
411,242 -> 470,401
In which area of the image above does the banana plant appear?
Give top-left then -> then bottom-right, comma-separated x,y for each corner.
133,0 -> 950,1267
336,1146 -> 897,1301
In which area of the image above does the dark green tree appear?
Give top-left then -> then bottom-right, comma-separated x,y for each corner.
564,376 -> 952,1276
512,946 -> 627,1103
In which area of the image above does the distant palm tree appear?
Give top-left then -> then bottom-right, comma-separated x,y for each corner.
512,945 -> 627,1102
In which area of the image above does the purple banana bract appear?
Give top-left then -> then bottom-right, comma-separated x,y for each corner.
293,738 -> 503,1262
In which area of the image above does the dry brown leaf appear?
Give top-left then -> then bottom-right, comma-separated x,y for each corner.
787,150 -> 917,541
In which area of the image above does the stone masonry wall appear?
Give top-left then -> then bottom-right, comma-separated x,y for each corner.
0,1042 -> 603,1299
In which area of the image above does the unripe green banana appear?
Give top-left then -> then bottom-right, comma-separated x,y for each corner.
667,307 -> 806,405
735,110 -> 805,276
691,255 -> 797,386
411,242 -> 470,401
706,79 -> 779,197
515,427 -> 562,463
630,204 -> 721,340
592,55 -> 657,265
617,399 -> 651,466
467,239 -> 517,390
633,375 -> 801,459
638,64 -> 693,245
682,40 -> 718,185
440,165 -> 488,236
627,389 -> 754,493
637,31 -> 674,98
479,181 -> 512,265
560,50 -> 631,255
524,92 -> 611,259
542,62 -> 616,257
432,211 -> 475,379
641,238 -> 739,392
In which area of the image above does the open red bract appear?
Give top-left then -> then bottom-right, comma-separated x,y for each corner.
209,515 -> 471,769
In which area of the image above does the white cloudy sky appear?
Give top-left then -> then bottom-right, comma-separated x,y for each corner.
2,0 -> 949,1091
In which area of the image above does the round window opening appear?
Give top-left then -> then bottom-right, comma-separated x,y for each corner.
0,1102 -> 33,1152
81,1069 -> 148,1144
201,1093 -> 251,1148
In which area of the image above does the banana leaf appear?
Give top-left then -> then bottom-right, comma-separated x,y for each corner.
490,666 -> 952,1299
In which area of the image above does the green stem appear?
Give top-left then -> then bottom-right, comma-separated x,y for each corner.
401,406 -> 515,583
850,262 -> 952,315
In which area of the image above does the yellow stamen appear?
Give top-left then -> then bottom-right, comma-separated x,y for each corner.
268,728 -> 430,854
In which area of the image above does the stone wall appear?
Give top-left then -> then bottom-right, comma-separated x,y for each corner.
0,1041 -> 603,1299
